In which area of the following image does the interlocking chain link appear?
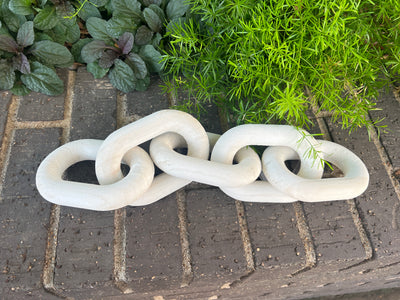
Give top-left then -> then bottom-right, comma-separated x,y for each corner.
36,110 -> 369,211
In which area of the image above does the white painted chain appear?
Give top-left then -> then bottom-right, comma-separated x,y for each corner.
36,110 -> 369,211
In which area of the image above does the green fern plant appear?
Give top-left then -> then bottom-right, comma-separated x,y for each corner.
163,0 -> 400,131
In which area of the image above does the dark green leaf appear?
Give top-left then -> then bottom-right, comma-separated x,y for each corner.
86,17 -> 113,43
31,40 -> 73,67
55,1 -> 75,18
0,60 -> 15,90
152,32 -> 162,48
87,61 -> 109,79
63,22 -> 80,43
126,52 -> 147,79
98,49 -> 119,68
0,22 -> 10,36
81,40 -> 107,63
33,6 -> 59,31
108,59 -> 136,93
141,0 -> 161,7
135,75 -> 150,91
71,38 -> 91,63
148,4 -> 164,24
107,15 -> 138,39
38,0 -> 47,7
139,44 -> 163,73
166,0 -> 188,20
35,32 -> 53,42
10,81 -> 30,95
17,21 -> 34,47
135,25 -> 153,45
144,7 -> 161,32
77,1 -> 101,21
43,23 -> 67,44
104,0 -> 113,15
12,53 -> 30,73
111,0 -> 142,22
117,32 -> 134,54
21,61 -> 63,95
90,0 -> 108,6
0,34 -> 18,52
1,9 -> 26,33
59,14 -> 76,27
8,0 -> 34,15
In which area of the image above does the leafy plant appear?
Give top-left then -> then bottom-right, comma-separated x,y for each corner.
0,20 -> 73,95
8,0 -> 82,44
0,0 -> 190,95
77,0 -> 189,93
163,0 -> 400,132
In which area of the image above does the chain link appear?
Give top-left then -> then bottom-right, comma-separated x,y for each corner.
36,110 -> 369,211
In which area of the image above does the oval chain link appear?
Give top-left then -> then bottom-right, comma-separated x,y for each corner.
36,110 -> 369,211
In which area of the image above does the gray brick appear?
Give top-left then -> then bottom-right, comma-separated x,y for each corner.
126,75 -> 169,117
17,69 -> 68,121
328,122 -> 400,259
370,89 -> 400,169
0,91 -> 12,145
0,128 -> 60,294
54,208 -> 114,290
186,188 -> 248,280
125,195 -> 182,292
245,202 -> 306,268
71,67 -> 117,140
2,128 -> 62,199
303,201 -> 366,262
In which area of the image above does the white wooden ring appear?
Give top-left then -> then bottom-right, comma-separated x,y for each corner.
262,141 -> 369,201
36,139 -> 154,211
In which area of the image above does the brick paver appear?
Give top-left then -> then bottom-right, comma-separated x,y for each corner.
1,66 -> 400,299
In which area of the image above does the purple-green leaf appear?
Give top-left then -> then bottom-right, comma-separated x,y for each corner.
0,60 -> 16,90
98,49 -> 119,68
13,53 -> 30,74
126,52 -> 147,79
117,32 -> 134,55
0,35 -> 18,53
17,21 -> 34,48
135,25 -> 153,46
81,40 -> 107,63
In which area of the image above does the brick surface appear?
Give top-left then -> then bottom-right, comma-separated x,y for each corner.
54,208 -> 115,290
303,201 -> 366,263
70,67 -> 117,140
328,123 -> 400,259
0,128 -> 60,294
370,89 -> 400,169
245,202 -> 306,268
126,75 -> 169,117
2,128 -> 62,199
185,188 -> 248,280
125,196 -> 182,292
0,91 -> 12,144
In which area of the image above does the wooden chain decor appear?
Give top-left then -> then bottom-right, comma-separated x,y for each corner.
36,110 -> 369,211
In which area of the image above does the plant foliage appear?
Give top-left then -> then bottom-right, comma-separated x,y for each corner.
0,20 -> 72,95
163,0 -> 400,131
0,0 -> 189,94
